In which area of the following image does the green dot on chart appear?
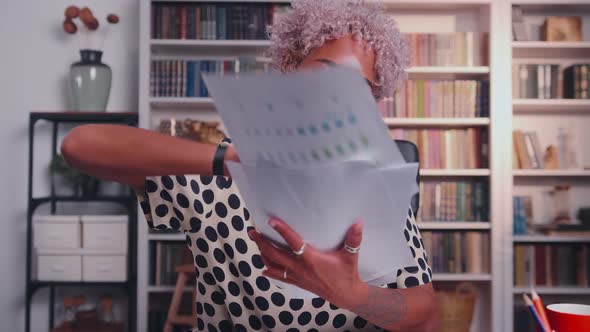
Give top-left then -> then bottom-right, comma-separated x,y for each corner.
322,122 -> 331,132
336,144 -> 345,155
323,148 -> 332,159
311,150 -> 320,161
361,136 -> 369,146
349,140 -> 357,152
297,127 -> 306,136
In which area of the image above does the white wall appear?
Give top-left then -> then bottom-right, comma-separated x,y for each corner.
0,0 -> 138,330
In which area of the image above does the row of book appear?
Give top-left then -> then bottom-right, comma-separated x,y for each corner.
149,242 -> 193,286
150,59 -> 269,98
389,128 -> 489,169
418,181 -> 489,222
514,244 -> 589,287
151,3 -> 288,40
513,195 -> 533,235
407,33 -> 487,67
512,64 -> 590,99
422,231 -> 490,274
378,80 -> 489,118
513,130 -> 544,169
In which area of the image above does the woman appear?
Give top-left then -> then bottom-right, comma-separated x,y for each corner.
62,0 -> 438,330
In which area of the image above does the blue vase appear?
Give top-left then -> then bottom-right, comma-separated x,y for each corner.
69,49 -> 112,111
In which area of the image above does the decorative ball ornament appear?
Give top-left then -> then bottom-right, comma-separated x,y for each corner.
107,14 -> 120,24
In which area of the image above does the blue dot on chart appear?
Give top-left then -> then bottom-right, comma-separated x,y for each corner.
309,125 -> 319,135
336,144 -> 345,155
311,150 -> 320,161
335,119 -> 344,128
254,128 -> 261,136
275,128 -> 282,136
297,127 -> 306,136
348,113 -> 358,124
267,103 -> 274,112
321,122 -> 331,132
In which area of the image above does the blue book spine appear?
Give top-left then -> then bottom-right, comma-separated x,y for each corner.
187,6 -> 195,39
199,61 -> 207,97
186,61 -> 194,97
193,61 -> 201,97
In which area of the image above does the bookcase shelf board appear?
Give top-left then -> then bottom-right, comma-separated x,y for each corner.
150,97 -> 214,110
418,222 -> 491,230
513,99 -> 590,112
151,39 -> 272,56
384,118 -> 490,127
421,169 -> 491,177
433,273 -> 492,282
513,170 -> 590,177
512,287 -> 590,295
513,42 -> 590,58
513,235 -> 590,243
374,0 -> 491,10
153,0 -> 291,3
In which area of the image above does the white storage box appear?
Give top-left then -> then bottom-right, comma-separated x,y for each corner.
33,215 -> 80,249
36,250 -> 82,281
81,215 -> 128,253
82,254 -> 127,282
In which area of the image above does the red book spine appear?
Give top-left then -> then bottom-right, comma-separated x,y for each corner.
535,245 -> 547,286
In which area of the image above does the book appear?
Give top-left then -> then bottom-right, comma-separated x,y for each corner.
422,231 -> 490,274
418,180 -> 489,222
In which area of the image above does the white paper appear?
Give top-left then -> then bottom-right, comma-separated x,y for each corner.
204,68 -> 419,298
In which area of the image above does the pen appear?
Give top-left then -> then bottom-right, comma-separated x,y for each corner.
531,288 -> 553,332
523,293 -> 546,332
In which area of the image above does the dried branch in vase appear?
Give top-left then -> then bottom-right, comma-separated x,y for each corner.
61,5 -> 120,50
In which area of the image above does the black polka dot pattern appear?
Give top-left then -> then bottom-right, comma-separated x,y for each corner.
138,175 -> 431,331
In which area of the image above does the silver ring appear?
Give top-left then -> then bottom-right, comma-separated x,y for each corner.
283,268 -> 288,279
292,243 -> 306,256
344,243 -> 361,254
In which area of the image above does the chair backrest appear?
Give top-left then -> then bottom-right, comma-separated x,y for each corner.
394,139 -> 420,216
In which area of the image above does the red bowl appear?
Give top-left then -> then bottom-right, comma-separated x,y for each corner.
546,303 -> 590,332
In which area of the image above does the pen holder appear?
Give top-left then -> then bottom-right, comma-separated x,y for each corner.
435,282 -> 478,332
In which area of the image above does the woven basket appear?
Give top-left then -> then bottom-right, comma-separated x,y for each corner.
435,282 -> 478,332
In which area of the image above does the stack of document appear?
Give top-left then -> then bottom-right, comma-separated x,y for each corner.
204,68 -> 419,297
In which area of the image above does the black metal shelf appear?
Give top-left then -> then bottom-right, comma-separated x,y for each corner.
30,111 -> 138,124
26,112 -> 139,332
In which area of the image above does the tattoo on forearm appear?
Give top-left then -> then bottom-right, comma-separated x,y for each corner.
351,286 -> 408,328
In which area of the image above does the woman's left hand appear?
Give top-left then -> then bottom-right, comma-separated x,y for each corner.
248,217 -> 369,310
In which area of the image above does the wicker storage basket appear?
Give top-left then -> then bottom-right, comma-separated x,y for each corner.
435,282 -> 478,332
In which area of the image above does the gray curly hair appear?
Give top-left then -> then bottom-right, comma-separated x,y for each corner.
266,0 -> 410,100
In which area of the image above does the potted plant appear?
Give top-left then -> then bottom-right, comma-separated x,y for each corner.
50,154 -> 101,198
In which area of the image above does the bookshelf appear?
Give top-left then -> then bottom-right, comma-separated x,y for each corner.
507,1 -> 590,331
137,1 -> 503,331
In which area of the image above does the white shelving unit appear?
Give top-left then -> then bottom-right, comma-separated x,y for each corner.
137,1 -> 503,331
506,2 -> 590,331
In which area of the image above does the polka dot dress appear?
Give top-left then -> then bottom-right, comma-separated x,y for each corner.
138,175 -> 431,331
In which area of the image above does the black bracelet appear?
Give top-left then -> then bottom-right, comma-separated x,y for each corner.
213,137 -> 233,176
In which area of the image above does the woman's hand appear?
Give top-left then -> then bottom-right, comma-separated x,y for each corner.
248,217 -> 369,310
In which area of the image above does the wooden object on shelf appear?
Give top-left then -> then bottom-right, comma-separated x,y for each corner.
435,282 -> 478,332
164,264 -> 197,332
543,145 -> 559,170
184,120 -> 226,145
541,16 -> 582,42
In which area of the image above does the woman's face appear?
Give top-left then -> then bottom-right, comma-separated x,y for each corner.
297,35 -> 378,96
